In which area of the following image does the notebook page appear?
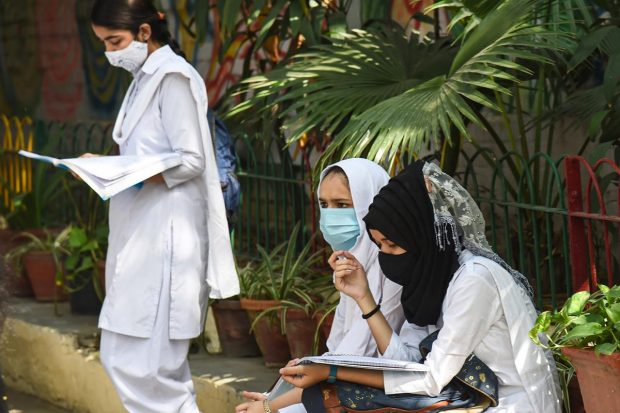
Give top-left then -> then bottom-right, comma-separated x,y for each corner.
298,354 -> 429,372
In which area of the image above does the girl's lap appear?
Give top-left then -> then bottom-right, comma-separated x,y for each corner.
302,380 -> 482,413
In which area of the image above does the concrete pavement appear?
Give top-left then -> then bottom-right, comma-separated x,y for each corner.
6,387 -> 70,413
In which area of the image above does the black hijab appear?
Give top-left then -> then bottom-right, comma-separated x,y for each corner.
363,160 -> 460,326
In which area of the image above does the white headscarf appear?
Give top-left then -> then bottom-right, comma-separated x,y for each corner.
318,158 -> 392,340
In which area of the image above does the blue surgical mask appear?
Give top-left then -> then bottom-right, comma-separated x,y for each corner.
320,208 -> 360,251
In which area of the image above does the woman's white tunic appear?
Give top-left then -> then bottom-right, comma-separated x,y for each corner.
381,250 -> 561,413
99,46 -> 238,340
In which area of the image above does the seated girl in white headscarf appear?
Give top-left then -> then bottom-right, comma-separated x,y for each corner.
236,158 -> 404,413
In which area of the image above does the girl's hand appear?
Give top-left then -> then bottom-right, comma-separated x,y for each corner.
72,153 -> 101,180
328,251 -> 371,303
146,173 -> 164,184
279,364 -> 329,389
240,391 -> 266,402
235,400 -> 268,413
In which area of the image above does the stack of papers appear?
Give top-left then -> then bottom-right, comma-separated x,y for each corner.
19,150 -> 182,200
298,354 -> 429,372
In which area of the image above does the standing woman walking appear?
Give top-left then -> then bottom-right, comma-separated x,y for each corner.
89,1 -> 238,412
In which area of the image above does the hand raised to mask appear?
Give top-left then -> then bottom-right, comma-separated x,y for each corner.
328,251 -> 371,303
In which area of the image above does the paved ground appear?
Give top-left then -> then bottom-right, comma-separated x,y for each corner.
3,298 -> 280,413
6,387 -> 70,413
6,298 -> 279,394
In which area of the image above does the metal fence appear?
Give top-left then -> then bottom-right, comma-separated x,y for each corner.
232,135 -> 317,259
462,150 -> 619,310
0,115 -> 34,211
2,116 -> 619,309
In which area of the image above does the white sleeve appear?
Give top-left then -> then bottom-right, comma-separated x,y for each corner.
159,73 -> 206,188
325,297 -> 346,353
379,278 -> 406,338
381,322 -> 433,362
383,263 -> 502,396
329,278 -> 405,357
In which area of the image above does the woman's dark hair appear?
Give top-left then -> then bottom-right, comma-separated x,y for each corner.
91,0 -> 186,60
323,165 -> 350,189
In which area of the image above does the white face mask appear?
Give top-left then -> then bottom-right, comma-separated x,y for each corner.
105,40 -> 148,74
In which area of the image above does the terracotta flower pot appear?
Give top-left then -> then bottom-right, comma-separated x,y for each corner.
22,251 -> 66,302
562,347 -> 620,413
211,299 -> 260,357
240,298 -> 291,367
0,229 -> 34,297
284,308 -> 317,358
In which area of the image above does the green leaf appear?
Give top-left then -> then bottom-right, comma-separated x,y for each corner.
531,311 -> 552,336
195,0 -> 210,42
604,53 -> 620,102
606,303 -> 620,324
289,1 -> 303,38
449,0 -> 537,75
218,0 -> 244,39
568,26 -> 618,69
563,291 -> 590,317
65,255 -> 78,270
595,343 -> 617,356
328,11 -> 347,39
587,111 -> 610,140
560,322 -> 604,343
254,0 -> 287,50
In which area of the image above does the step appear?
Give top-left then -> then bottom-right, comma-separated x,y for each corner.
0,298 -> 280,413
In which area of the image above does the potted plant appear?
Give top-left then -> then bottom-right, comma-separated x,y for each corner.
61,225 -> 107,315
243,223 -> 325,364
1,164 -> 66,297
0,214 -> 33,297
210,261 -> 261,357
530,285 -> 620,413
59,174 -> 110,314
4,227 -> 71,302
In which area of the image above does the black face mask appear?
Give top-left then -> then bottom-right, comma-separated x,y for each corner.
378,251 -> 418,287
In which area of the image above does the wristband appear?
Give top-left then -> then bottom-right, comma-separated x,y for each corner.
362,303 -> 381,319
327,364 -> 338,384
262,399 -> 272,413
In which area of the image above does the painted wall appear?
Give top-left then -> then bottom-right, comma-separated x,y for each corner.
0,0 -> 432,121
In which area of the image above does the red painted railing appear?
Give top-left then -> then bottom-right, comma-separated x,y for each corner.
565,156 -> 620,292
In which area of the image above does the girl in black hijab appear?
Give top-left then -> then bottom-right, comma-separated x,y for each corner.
277,160 -> 561,413
362,160 -> 459,326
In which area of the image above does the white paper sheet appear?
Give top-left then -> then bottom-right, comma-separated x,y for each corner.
19,150 -> 183,200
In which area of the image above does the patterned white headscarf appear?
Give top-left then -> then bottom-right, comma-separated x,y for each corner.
422,162 -> 534,299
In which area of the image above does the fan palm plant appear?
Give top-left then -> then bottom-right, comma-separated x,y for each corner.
228,0 -> 582,175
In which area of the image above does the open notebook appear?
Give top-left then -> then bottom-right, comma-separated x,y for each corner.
267,355 -> 428,400
18,150 -> 182,201
298,354 -> 429,372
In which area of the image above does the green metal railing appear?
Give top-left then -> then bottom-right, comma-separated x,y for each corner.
6,118 -> 616,310
33,120 -> 113,227
232,135 -> 316,259
462,150 -> 573,310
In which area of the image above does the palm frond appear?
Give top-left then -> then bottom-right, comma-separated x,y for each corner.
229,25 -> 457,144
321,22 -> 566,167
